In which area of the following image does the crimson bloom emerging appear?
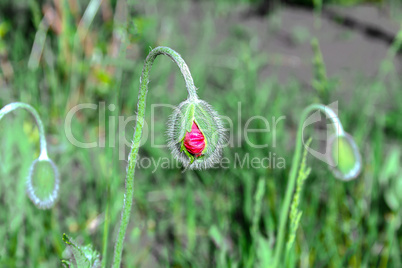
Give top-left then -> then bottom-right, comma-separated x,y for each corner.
183,122 -> 205,157
167,98 -> 226,169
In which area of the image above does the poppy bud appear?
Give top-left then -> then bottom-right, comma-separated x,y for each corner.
0,102 -> 60,209
27,158 -> 60,209
327,133 -> 362,181
183,122 -> 206,157
167,98 -> 226,169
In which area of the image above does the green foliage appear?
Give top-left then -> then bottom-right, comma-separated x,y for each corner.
287,0 -> 383,6
251,178 -> 266,239
286,139 -> 311,253
0,0 -> 401,267
381,148 -> 402,212
311,38 -> 337,103
62,234 -> 101,268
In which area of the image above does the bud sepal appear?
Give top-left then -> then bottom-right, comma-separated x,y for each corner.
167,98 -> 226,170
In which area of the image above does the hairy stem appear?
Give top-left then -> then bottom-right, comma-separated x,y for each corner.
272,104 -> 343,267
0,102 -> 48,159
112,46 -> 198,267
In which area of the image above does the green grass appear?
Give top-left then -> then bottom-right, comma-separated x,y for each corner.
0,0 -> 401,267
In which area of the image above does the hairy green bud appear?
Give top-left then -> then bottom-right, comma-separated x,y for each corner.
27,158 -> 60,209
328,133 -> 362,181
0,102 -> 60,209
167,98 -> 226,170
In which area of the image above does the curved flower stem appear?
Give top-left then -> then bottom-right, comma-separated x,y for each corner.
112,46 -> 198,267
0,102 -> 49,160
272,104 -> 344,267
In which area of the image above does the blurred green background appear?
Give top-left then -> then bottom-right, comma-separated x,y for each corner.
0,0 -> 401,267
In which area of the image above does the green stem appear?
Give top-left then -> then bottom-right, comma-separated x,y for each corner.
102,187 -> 111,268
112,46 -> 198,267
0,102 -> 48,160
272,104 -> 343,267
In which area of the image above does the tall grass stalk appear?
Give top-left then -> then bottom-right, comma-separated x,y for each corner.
272,104 -> 346,267
285,139 -> 312,263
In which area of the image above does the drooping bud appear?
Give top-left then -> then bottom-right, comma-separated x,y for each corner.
27,158 -> 60,209
327,133 -> 362,181
167,98 -> 226,169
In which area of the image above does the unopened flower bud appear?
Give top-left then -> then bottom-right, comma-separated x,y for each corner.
27,158 -> 60,209
183,122 -> 206,157
327,133 -> 362,181
167,98 -> 226,169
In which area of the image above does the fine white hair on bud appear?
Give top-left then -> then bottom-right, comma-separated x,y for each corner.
326,132 -> 362,181
26,158 -> 60,209
167,98 -> 226,170
0,102 -> 60,209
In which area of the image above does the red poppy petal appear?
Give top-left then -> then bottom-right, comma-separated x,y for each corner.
184,122 -> 206,157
